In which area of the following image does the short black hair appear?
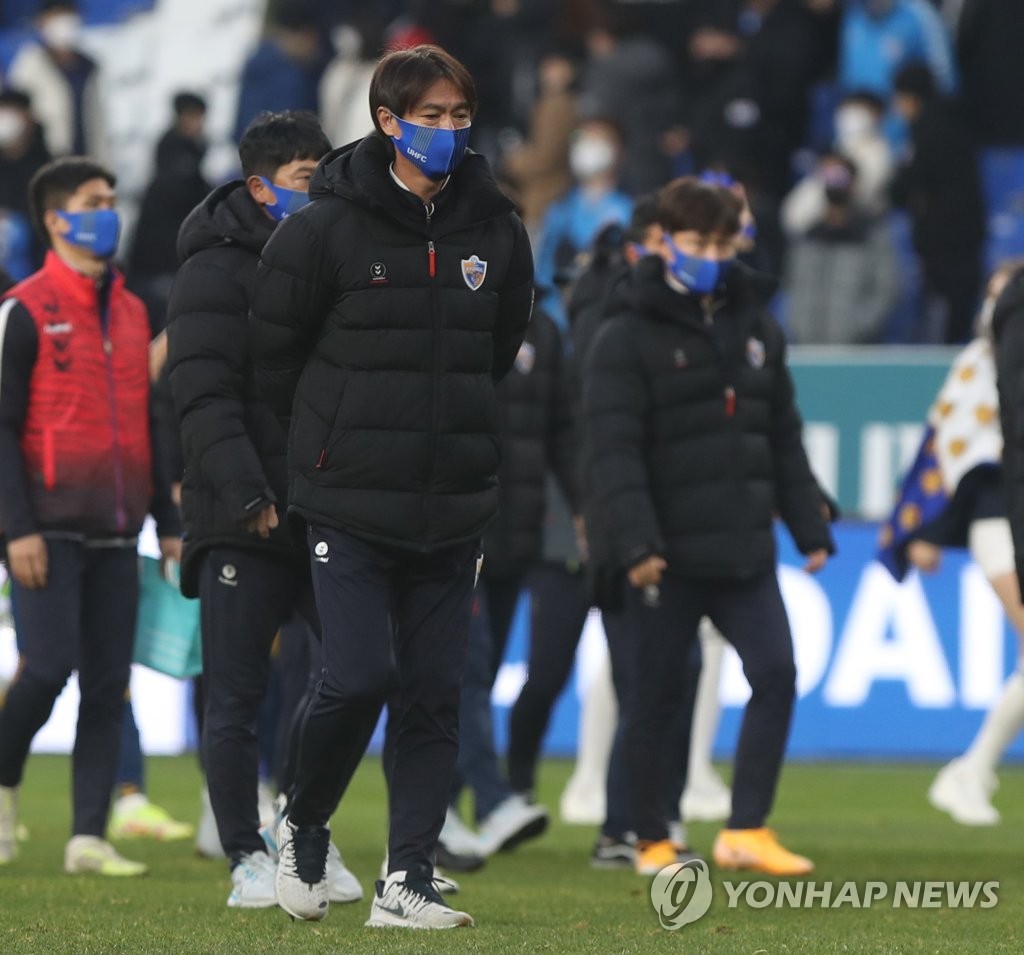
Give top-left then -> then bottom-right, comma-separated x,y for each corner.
237,110 -> 331,179
173,91 -> 207,117
656,177 -> 742,237
369,45 -> 477,138
893,62 -> 937,102
28,156 -> 115,245
840,89 -> 886,114
624,193 -> 659,244
40,0 -> 78,13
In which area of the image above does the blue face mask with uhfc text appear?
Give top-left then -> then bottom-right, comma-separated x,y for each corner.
667,238 -> 733,296
258,177 -> 310,222
57,209 -> 121,258
390,116 -> 471,181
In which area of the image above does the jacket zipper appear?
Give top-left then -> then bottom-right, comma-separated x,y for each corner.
100,297 -> 127,532
425,201 -> 440,536
701,297 -> 735,417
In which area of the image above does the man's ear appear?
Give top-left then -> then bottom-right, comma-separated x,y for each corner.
246,174 -> 271,207
377,107 -> 399,139
44,208 -> 69,241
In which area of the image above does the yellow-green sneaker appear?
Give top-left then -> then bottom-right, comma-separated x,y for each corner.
64,835 -> 148,877
109,793 -> 194,841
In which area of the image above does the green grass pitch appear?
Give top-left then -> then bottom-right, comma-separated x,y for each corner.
2,755 -> 1022,954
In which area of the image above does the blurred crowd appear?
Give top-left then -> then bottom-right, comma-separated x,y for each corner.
0,0 -> 1022,345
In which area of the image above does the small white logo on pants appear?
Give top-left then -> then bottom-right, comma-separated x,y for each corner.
218,564 -> 238,586
314,541 -> 329,563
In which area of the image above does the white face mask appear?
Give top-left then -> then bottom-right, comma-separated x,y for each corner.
40,13 -> 82,51
835,105 -> 875,145
0,109 -> 27,148
569,136 -> 617,181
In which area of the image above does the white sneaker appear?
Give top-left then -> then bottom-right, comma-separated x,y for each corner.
365,870 -> 474,929
928,758 -> 1000,826
380,852 -> 460,894
64,835 -> 148,876
476,795 -> 548,857
439,807 -> 484,857
0,785 -> 17,864
326,841 -> 363,903
275,815 -> 329,921
681,771 -> 732,822
195,786 -> 225,859
228,850 -> 278,908
558,785 -> 605,825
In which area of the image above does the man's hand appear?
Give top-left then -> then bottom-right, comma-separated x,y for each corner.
803,549 -> 829,574
245,504 -> 279,539
628,555 -> 667,589
907,540 -> 941,574
149,329 -> 168,383
7,533 -> 48,589
159,536 -> 182,582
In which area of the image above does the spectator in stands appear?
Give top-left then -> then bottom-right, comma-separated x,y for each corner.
0,89 -> 49,282
839,0 -> 957,97
952,0 -> 1024,146
501,46 -> 579,234
232,2 -> 325,144
0,157 -> 180,874
784,153 -> 899,344
534,116 -> 633,330
579,10 -> 678,194
684,0 -> 831,199
581,177 -> 833,877
891,62 -> 985,344
318,19 -> 378,150
6,0 -> 107,161
128,92 -> 210,334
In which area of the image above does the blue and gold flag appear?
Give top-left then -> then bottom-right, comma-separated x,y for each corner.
877,425 -> 949,580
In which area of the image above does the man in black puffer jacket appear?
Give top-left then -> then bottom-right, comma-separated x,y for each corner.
582,177 -> 833,879
250,46 -> 533,928
165,112 -> 362,910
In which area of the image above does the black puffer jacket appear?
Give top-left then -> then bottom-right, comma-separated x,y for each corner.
166,182 -> 299,597
582,256 -> 833,589
993,269 -> 1024,590
251,135 -> 534,552
484,308 -> 577,577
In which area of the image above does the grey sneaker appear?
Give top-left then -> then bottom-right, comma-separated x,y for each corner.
275,815 -> 329,921
476,794 -> 548,856
365,870 -> 474,929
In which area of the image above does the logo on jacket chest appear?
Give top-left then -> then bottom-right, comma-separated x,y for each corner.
746,337 -> 766,369
43,322 -> 74,371
461,255 -> 487,291
369,261 -> 389,285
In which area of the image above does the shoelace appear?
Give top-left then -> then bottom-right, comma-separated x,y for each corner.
394,879 -> 446,913
291,825 -> 330,885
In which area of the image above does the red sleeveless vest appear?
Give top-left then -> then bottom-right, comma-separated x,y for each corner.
7,252 -> 152,537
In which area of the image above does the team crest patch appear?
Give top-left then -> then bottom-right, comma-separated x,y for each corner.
461,255 -> 487,291
746,337 -> 766,370
515,341 -> 536,375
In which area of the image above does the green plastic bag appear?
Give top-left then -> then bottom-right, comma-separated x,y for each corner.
133,557 -> 202,679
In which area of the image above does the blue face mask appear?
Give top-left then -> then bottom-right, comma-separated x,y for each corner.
390,115 -> 471,181
667,238 -> 733,295
57,209 -> 121,258
259,177 -> 310,222
741,221 -> 757,242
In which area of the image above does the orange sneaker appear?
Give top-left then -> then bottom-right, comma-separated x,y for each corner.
712,828 -> 813,876
635,839 -> 680,876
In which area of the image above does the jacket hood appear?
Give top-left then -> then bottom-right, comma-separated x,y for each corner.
176,180 -> 276,263
309,133 -> 515,236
